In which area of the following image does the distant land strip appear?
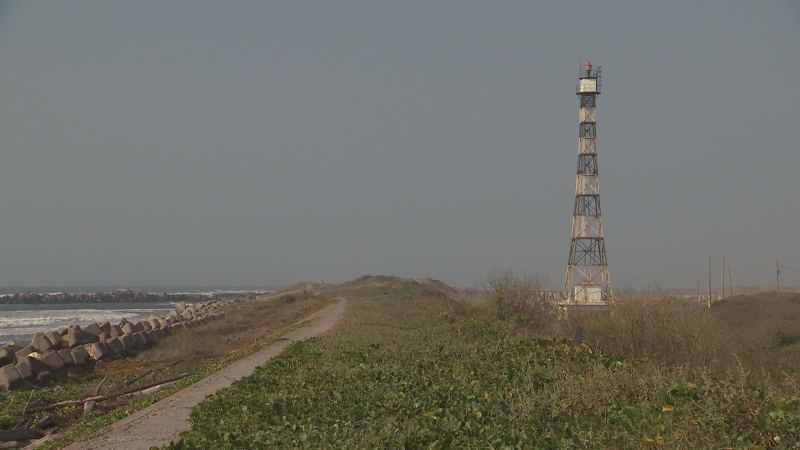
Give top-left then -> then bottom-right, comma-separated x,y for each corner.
0,291 -> 207,305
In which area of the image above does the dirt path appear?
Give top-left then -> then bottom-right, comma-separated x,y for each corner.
59,299 -> 346,450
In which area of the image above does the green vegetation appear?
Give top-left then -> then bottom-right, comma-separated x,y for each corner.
0,292 -> 329,449
166,277 -> 800,449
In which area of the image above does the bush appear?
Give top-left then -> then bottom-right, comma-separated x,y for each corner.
484,269 -> 554,332
563,294 -> 723,370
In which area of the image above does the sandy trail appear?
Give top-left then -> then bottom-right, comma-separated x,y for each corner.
59,300 -> 346,450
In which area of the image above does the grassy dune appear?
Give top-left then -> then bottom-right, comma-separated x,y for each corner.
166,277 -> 800,449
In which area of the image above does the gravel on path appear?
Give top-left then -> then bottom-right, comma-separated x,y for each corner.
57,299 -> 346,450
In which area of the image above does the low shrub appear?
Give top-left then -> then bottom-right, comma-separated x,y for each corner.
563,294 -> 722,370
484,269 -> 554,333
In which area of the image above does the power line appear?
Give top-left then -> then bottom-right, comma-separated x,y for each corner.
615,260 -> 706,283
779,265 -> 800,274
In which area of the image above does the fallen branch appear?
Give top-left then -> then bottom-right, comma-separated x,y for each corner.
21,391 -> 34,415
114,372 -> 189,398
10,418 -> 29,431
23,373 -> 190,414
95,376 -> 107,396
124,369 -> 152,386
0,440 -> 32,449
22,395 -> 105,414
0,428 -> 43,442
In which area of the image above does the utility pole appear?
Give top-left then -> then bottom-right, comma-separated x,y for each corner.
728,266 -> 732,296
707,257 -> 712,307
721,254 -> 725,300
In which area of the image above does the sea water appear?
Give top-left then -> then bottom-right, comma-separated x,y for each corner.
0,286 -> 278,344
0,302 -> 182,344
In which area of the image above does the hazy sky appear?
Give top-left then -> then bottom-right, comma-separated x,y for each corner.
0,1 -> 798,289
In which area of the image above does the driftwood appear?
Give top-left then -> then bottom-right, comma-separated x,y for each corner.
167,359 -> 184,368
95,376 -> 107,396
0,440 -> 32,449
9,419 -> 29,431
21,391 -> 34,415
33,415 -> 54,430
23,373 -> 190,414
124,369 -> 152,386
0,429 -> 43,442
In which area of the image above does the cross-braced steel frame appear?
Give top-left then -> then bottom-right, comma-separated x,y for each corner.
564,63 -> 613,304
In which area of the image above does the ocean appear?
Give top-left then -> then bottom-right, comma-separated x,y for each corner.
0,286 -> 279,344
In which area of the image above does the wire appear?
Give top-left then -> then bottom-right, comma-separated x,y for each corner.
779,265 -> 800,274
615,260 -> 707,282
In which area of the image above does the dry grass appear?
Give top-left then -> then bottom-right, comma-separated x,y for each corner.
98,293 -> 330,379
484,269 -> 554,333
561,291 -> 800,386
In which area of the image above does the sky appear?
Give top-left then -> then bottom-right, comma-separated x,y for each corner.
0,1 -> 798,289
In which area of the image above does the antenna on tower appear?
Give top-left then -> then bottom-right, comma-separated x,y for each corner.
563,61 -> 613,306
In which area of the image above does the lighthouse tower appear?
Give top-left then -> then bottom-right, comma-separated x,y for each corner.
563,61 -> 613,304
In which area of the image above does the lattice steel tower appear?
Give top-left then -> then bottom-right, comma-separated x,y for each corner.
564,61 -> 612,304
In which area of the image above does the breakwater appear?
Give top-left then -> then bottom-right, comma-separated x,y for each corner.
0,299 -> 231,391
0,290 -> 193,305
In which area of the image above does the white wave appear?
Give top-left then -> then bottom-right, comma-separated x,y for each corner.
0,305 -> 179,343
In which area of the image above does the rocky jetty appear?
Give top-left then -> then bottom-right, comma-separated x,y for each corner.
0,290 -> 196,305
0,300 -> 231,391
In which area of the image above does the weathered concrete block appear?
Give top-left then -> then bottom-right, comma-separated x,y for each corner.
133,321 -> 145,332
120,333 -> 136,351
97,332 -> 110,342
39,351 -> 65,371
99,322 -> 111,333
0,365 -> 22,391
157,318 -> 170,328
140,320 -> 152,332
45,331 -> 63,348
31,333 -> 53,353
180,310 -> 194,321
148,318 -> 161,330
18,356 -> 51,375
5,342 -> 24,354
0,347 -> 15,366
14,345 -> 36,360
83,343 -> 106,360
83,323 -> 102,337
70,346 -> 89,366
14,361 -> 32,381
132,331 -> 150,347
147,328 -> 165,341
109,325 -> 123,338
58,349 -> 74,366
66,327 -> 97,348
106,337 -> 125,354
120,322 -> 136,335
